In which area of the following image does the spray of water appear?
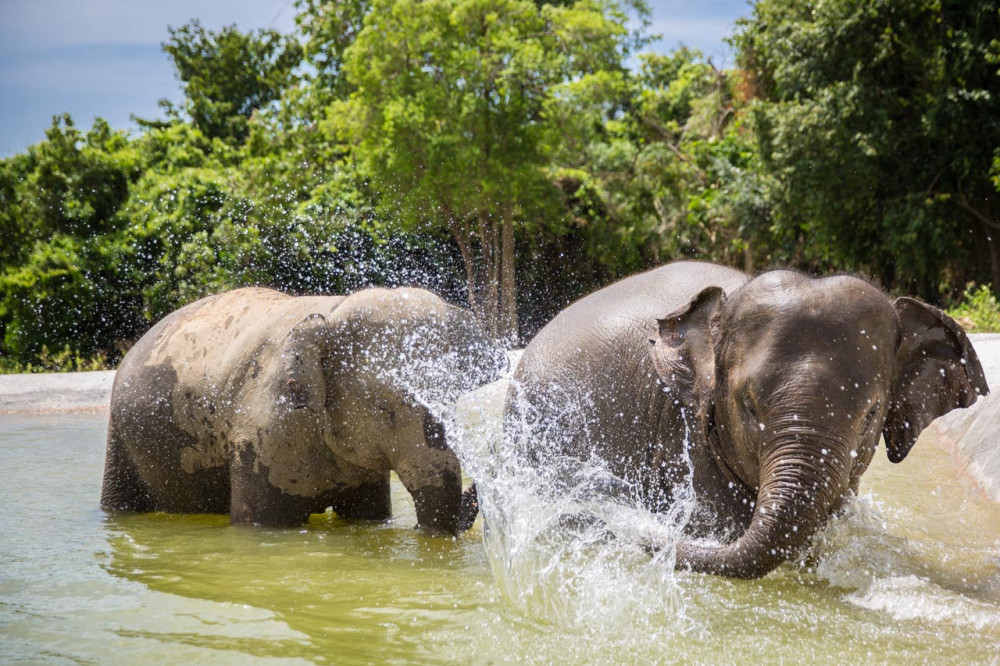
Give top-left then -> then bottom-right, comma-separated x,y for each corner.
377,337 -> 1000,643
375,344 -> 708,637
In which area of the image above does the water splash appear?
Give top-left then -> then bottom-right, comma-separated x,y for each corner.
428,355 -> 703,635
375,334 -> 1000,645
807,493 -> 1000,631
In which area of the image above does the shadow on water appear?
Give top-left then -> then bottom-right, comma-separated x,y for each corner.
99,486 -> 501,665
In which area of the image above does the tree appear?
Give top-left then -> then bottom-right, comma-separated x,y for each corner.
0,116 -> 146,362
341,0 -> 648,342
295,0 -> 372,97
540,48 -> 768,284
162,20 -> 304,143
733,0 -> 1000,298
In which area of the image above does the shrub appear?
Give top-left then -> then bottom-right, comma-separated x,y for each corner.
0,344 -> 109,374
947,284 -> 1000,333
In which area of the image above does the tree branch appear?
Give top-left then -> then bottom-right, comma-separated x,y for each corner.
955,185 -> 1000,231
638,115 -> 708,184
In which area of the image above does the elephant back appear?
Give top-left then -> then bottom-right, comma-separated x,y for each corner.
506,261 -> 749,487
328,287 -> 505,406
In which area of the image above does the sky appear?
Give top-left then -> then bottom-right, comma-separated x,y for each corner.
0,0 -> 753,157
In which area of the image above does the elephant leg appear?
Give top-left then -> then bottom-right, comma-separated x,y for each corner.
328,473 -> 392,521
229,441 -> 311,527
457,483 -> 479,532
395,446 -> 465,535
100,425 -> 154,513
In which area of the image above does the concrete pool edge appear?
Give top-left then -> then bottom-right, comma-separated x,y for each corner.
3,338 -> 999,502
929,333 -> 1000,503
0,369 -> 115,414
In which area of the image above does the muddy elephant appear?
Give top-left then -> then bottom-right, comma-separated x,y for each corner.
101,287 -> 506,534
506,261 -> 988,577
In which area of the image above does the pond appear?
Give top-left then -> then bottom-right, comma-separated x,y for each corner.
2,397 -> 999,663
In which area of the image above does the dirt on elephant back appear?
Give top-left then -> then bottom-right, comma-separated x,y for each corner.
0,370 -> 116,414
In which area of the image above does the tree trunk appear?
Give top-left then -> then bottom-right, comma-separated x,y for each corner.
456,226 -> 479,316
451,211 -> 519,345
498,212 -> 518,344
481,214 -> 500,340
743,246 -> 755,274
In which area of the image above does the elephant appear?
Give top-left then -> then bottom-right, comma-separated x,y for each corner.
101,286 -> 506,534
505,261 -> 989,578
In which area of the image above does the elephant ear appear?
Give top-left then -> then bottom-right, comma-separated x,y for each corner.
883,297 -> 989,463
281,313 -> 329,411
649,286 -> 725,422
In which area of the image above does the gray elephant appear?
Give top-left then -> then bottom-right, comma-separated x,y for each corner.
101,287 -> 506,534
506,261 -> 988,577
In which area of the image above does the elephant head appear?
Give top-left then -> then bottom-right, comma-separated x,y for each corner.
650,271 -> 988,578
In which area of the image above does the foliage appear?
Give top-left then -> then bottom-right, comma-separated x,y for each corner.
0,115 -> 140,268
294,0 -> 371,97
540,49 -> 768,283
161,20 -> 304,143
732,0 -> 1000,298
0,345 -> 109,374
0,117 -> 146,363
341,0 -> 649,340
4,0 -> 1000,368
947,283 -> 1000,333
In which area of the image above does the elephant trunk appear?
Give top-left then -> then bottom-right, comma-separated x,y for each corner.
676,429 -> 853,579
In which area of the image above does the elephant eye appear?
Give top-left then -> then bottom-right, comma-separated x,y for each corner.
861,401 -> 880,431
742,396 -> 759,423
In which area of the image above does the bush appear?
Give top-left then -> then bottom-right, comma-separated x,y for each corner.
0,344 -> 109,374
947,284 -> 1000,333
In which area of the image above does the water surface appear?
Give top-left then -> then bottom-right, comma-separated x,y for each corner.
1,408 -> 998,664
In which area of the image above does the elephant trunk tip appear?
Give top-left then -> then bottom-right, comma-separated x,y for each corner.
666,456 -> 847,579
672,538 -> 790,580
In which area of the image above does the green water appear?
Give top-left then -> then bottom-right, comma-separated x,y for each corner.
1,412 -> 999,664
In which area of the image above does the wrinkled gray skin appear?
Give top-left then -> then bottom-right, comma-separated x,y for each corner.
102,287 -> 506,534
507,261 -> 989,578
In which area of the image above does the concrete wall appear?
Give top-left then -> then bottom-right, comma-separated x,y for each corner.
0,370 -> 115,413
